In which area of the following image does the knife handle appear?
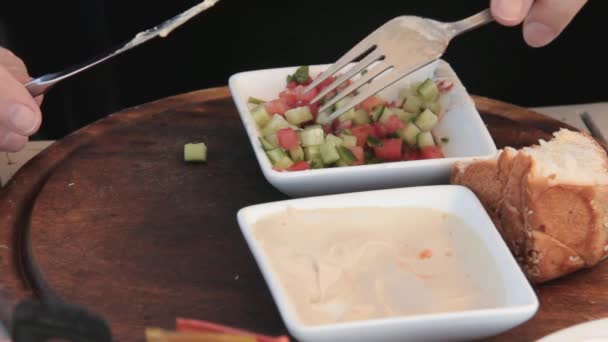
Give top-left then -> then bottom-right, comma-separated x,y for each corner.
11,299 -> 112,342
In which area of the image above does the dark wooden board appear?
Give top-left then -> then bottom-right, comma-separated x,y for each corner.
1,87 -> 606,342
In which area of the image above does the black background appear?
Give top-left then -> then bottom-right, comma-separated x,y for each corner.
1,0 -> 605,139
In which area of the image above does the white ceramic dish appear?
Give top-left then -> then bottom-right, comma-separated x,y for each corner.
536,318 -> 608,342
237,185 -> 538,342
229,60 -> 497,198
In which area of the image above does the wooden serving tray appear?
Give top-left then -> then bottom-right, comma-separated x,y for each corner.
1,87 -> 605,342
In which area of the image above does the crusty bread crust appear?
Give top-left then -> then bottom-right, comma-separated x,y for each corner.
525,231 -> 585,283
451,129 -> 608,283
524,183 -> 608,265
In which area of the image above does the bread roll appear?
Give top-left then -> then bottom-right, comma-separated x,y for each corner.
451,129 -> 608,283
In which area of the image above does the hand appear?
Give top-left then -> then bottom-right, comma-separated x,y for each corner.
491,0 -> 588,47
0,47 -> 42,152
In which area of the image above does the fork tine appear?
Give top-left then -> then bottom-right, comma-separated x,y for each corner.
318,61 -> 391,113
319,60 -> 436,124
304,38 -> 377,94
310,49 -> 384,105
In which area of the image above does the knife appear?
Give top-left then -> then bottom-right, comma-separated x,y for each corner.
580,111 -> 608,146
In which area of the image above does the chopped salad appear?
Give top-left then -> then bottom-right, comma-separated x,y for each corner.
248,66 -> 453,172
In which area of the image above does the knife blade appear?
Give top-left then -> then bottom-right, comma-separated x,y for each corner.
580,111 -> 608,146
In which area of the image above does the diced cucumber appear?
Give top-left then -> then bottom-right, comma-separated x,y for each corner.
352,109 -> 371,125
266,149 -> 291,167
300,126 -> 325,147
265,133 -> 279,148
335,96 -> 354,109
417,131 -> 436,148
423,100 -> 442,116
289,146 -> 305,162
325,134 -> 343,147
417,78 -> 439,101
414,109 -> 438,131
399,83 -> 420,100
310,157 -> 324,169
379,107 -> 396,124
266,148 -> 287,164
285,106 -> 314,125
248,97 -> 266,105
320,142 -> 340,164
339,134 -> 357,148
392,108 -> 417,122
251,105 -> 271,128
316,109 -> 331,125
259,137 -> 275,151
184,142 -> 207,162
335,96 -> 356,122
338,108 -> 356,122
267,148 -> 294,169
337,146 -> 356,165
275,156 -> 294,169
303,124 -> 322,130
261,114 -> 293,136
304,146 -> 321,161
402,94 -> 423,113
400,123 -> 421,146
335,159 -> 349,167
372,106 -> 386,122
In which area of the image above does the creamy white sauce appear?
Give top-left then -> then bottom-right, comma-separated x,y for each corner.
252,207 -> 505,326
159,0 -> 220,37
115,0 -> 220,55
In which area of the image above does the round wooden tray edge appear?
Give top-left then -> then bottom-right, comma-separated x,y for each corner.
0,86 -> 231,301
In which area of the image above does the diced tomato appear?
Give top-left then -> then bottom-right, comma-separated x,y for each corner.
357,96 -> 384,112
323,91 -> 337,102
336,79 -> 353,92
420,146 -> 445,159
350,124 -> 373,147
315,75 -> 336,92
293,85 -> 318,104
384,115 -> 406,134
372,122 -> 389,138
314,75 -> 338,101
374,138 -> 403,161
279,90 -> 298,108
349,146 -> 364,165
277,128 -> 299,149
286,161 -> 310,171
309,103 -> 319,117
265,99 -> 289,116
333,119 -> 352,133
322,124 -> 333,135
286,81 -> 298,90
404,148 -> 422,161
436,80 -> 454,93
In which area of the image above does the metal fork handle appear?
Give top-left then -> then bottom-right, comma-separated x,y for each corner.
446,8 -> 494,38
24,50 -> 121,97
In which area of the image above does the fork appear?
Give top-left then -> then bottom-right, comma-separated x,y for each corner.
24,0 -> 220,97
308,8 -> 494,125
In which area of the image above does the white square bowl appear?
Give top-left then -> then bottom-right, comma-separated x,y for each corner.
237,185 -> 538,342
229,60 -> 498,198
